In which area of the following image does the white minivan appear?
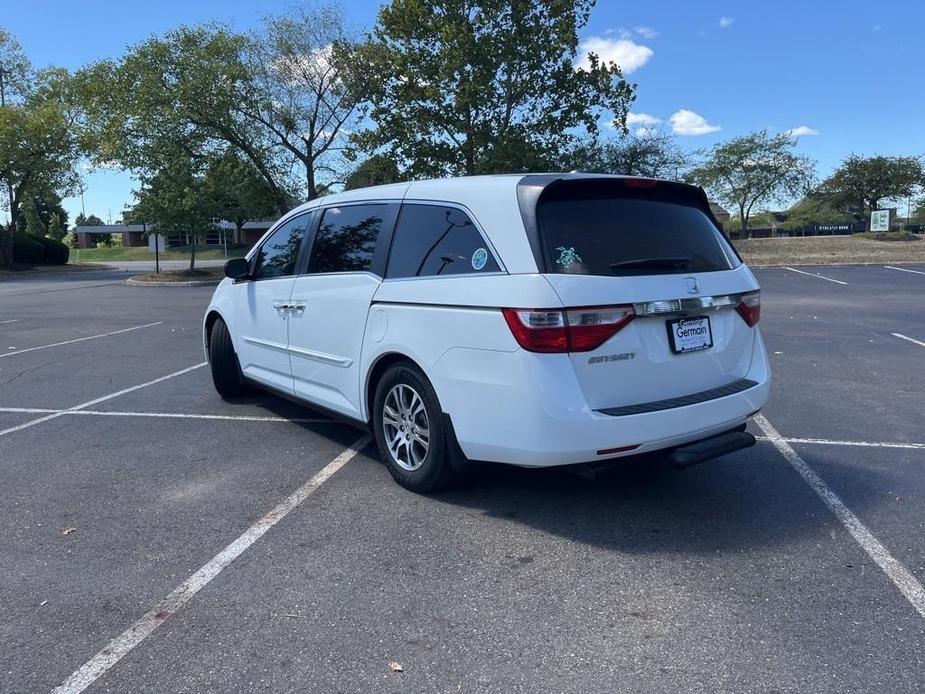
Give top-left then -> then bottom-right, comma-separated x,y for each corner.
204,174 -> 770,491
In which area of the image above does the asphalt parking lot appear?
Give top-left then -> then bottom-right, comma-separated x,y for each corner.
1,264 -> 924,693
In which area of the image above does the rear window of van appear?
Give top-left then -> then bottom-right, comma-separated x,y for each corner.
537,180 -> 740,276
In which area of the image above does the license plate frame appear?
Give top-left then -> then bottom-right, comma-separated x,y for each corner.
666,315 -> 713,354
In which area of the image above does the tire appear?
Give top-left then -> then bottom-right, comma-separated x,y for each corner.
372,363 -> 459,492
208,318 -> 250,399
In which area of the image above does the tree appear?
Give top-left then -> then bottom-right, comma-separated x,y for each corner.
134,157 -> 219,271
0,67 -> 81,267
202,149 -> 279,241
688,130 -> 816,232
344,154 -> 403,190
22,198 -> 45,236
568,132 -> 690,180
47,212 -> 64,241
358,0 -> 635,177
244,5 -> 372,199
76,4 -> 369,205
75,212 -> 104,226
814,154 -> 925,226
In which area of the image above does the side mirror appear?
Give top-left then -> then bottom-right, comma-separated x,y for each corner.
224,257 -> 251,280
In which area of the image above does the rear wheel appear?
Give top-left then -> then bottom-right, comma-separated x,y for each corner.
208,318 -> 250,399
373,363 -> 458,492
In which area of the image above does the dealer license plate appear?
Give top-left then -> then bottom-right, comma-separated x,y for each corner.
667,316 -> 713,354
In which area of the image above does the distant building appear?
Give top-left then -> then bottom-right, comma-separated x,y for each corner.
709,202 -> 731,227
72,219 -> 278,250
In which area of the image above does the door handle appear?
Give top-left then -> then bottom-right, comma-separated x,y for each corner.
289,302 -> 306,316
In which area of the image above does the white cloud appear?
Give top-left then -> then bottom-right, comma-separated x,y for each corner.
634,25 -> 659,39
669,109 -> 721,135
625,112 -> 662,128
634,126 -> 660,138
784,125 -> 820,138
576,37 -> 654,74
719,16 -> 734,29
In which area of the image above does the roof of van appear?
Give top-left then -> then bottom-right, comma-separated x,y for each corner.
290,172 -> 686,212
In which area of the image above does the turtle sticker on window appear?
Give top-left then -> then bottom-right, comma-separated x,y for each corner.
555,246 -> 582,269
471,247 -> 488,271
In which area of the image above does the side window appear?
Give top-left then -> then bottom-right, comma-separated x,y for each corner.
386,204 -> 500,278
308,204 -> 388,274
252,214 -> 311,279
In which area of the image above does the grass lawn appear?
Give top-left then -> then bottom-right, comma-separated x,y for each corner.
70,244 -> 251,263
734,234 -> 925,266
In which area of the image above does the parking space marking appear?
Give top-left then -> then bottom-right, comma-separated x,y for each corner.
0,319 -> 19,325
885,265 -> 925,276
0,321 -> 163,359
756,435 -> 925,451
891,332 -> 925,349
756,414 -> 925,618
0,406 -> 331,424
783,267 -> 848,285
53,433 -> 372,694
0,363 -> 207,438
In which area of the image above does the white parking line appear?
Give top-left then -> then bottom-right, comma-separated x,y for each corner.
756,435 -> 925,451
783,267 -> 848,285
892,332 -> 925,349
53,433 -> 372,694
0,406 -> 331,424
0,363 -> 207,438
755,414 -> 925,618
885,265 -> 925,276
0,322 -> 162,359
0,319 -> 19,325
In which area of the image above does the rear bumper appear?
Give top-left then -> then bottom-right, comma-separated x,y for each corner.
433,330 -> 771,467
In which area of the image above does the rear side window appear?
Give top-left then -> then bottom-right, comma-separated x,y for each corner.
252,213 -> 311,279
537,181 -> 739,276
387,204 -> 500,278
308,204 -> 391,274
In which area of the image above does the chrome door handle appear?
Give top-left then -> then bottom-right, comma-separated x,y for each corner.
289,302 -> 306,316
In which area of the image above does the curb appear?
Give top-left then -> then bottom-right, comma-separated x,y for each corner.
125,277 -> 221,287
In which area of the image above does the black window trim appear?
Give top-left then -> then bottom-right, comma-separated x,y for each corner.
383,199 -> 507,281
244,209 -> 317,283
297,199 -> 401,278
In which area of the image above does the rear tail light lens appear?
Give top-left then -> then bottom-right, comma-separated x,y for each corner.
736,290 -> 761,327
502,305 -> 635,353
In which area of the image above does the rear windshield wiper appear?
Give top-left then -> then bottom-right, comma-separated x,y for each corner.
608,257 -> 692,273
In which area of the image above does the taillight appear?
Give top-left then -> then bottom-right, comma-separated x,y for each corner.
502,305 -> 635,353
736,290 -> 761,327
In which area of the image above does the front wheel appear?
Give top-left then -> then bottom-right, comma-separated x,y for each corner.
208,318 -> 250,399
372,363 -> 458,492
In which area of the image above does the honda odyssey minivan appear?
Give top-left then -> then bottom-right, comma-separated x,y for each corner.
204,174 -> 770,491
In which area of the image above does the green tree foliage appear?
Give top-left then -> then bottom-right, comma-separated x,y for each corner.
47,212 -> 65,241
76,3 -> 368,205
0,82 -> 81,266
783,196 -> 855,229
567,132 -> 690,180
75,212 -> 105,226
814,154 -> 925,222
22,197 -> 45,237
358,0 -> 636,177
688,130 -> 816,231
202,149 -> 279,238
134,157 -> 219,271
344,154 -> 403,190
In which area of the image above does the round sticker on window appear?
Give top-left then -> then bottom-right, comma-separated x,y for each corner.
471,247 -> 488,271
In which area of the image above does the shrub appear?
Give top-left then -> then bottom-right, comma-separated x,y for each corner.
32,235 -> 70,264
12,234 -> 44,264
853,231 -> 921,242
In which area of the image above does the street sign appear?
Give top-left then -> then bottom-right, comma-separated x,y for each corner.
870,209 -> 891,232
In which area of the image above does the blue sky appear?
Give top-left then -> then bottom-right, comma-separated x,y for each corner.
3,0 -> 923,224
